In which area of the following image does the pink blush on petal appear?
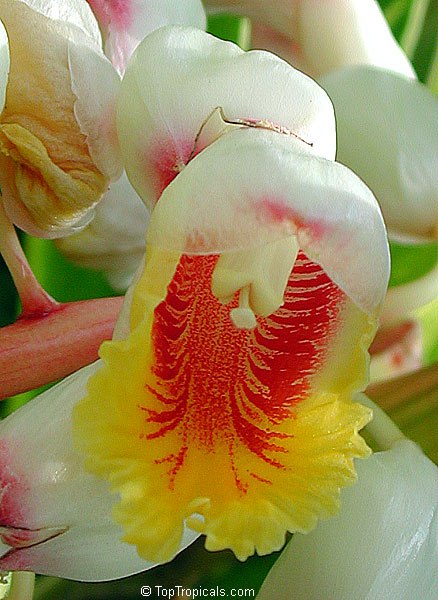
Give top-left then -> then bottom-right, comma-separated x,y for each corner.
0,440 -> 30,528
258,198 -> 327,239
88,0 -> 132,31
150,140 -> 194,200
0,547 -> 32,572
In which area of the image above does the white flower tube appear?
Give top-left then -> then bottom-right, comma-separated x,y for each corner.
0,364 -> 198,581
258,403 -> 438,600
55,172 -> 149,292
205,0 -> 415,78
321,67 -> 438,243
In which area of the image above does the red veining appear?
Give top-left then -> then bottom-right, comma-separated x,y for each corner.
139,250 -> 344,492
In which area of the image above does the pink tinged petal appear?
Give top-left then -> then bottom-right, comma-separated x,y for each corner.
147,127 -> 389,314
258,440 -> 438,600
117,26 -> 335,209
68,41 -> 123,181
250,22 -> 312,75
321,67 -> 438,242
0,364 -> 198,580
56,172 -> 149,292
88,0 -> 206,74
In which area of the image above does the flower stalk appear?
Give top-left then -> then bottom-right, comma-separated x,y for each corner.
0,200 -> 57,318
0,296 -> 123,400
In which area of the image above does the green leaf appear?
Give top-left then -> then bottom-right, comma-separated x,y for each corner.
388,240 -> 438,287
400,0 -> 431,59
0,258 -> 16,327
207,14 -> 252,50
380,0 -> 413,40
22,236 -> 115,303
411,0 -> 438,82
417,297 -> 438,365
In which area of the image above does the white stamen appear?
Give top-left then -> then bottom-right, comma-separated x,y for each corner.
230,286 -> 257,330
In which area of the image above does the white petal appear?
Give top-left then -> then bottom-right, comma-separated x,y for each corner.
205,0 -> 415,79
87,0 -> 206,74
17,0 -> 102,47
298,0 -> 416,78
56,172 -> 149,292
0,20 -> 9,113
321,66 -> 438,241
0,364 -> 198,580
205,0 -> 299,40
258,439 -> 438,600
117,26 -> 335,209
68,40 -> 122,181
147,127 -> 389,313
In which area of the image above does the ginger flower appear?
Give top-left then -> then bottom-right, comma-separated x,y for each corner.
0,27 -> 389,580
72,27 -> 390,564
0,0 -> 121,238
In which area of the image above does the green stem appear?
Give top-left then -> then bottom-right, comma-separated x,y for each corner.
426,39 -> 438,94
7,572 -> 35,600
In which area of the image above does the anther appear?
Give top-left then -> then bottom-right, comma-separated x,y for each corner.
230,286 -> 257,330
